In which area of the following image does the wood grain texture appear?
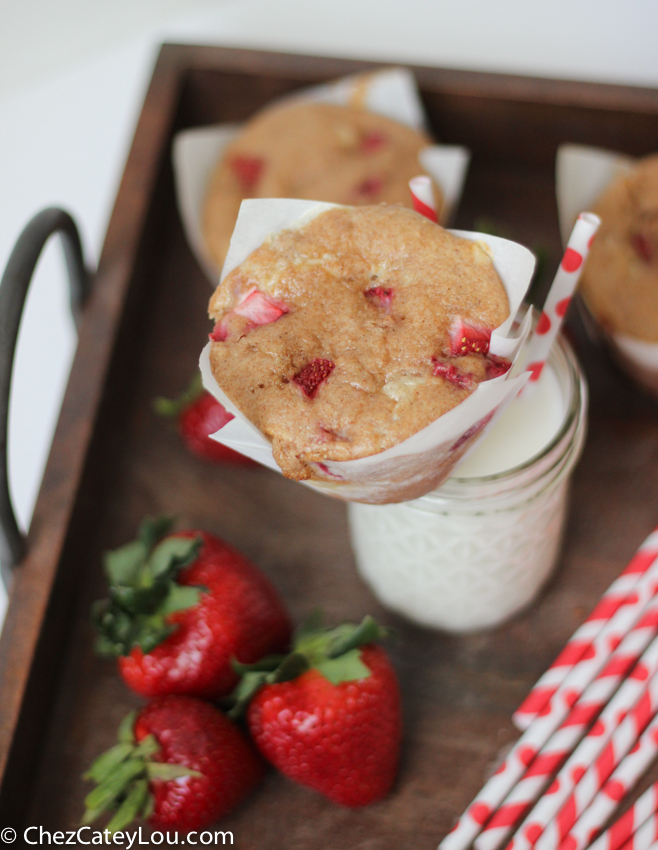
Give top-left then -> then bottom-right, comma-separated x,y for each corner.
1,44 -> 658,847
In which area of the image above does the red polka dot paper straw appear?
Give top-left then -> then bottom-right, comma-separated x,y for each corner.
439,557 -> 658,850
564,752 -> 658,850
507,631 -> 658,850
523,212 -> 600,385
475,599 -> 658,850
535,668 -> 658,850
409,175 -> 438,222
514,529 -> 658,731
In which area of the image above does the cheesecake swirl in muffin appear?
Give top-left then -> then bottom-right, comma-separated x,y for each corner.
208,205 -> 509,480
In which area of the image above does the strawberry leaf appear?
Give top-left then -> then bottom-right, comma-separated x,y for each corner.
153,373 -> 204,419
226,673 -> 266,720
231,655 -> 285,675
148,536 -> 201,579
227,614 -> 387,715
133,734 -> 160,759
141,793 -> 155,821
117,711 -> 137,744
106,779 -> 150,835
316,649 -> 371,685
83,743 -> 133,783
274,652 -> 310,683
294,608 -> 324,642
93,520 -> 204,657
133,616 -> 176,654
146,763 -> 202,781
137,516 -> 174,551
104,540 -> 147,586
83,759 -> 146,817
108,584 -> 169,614
327,615 -> 384,658
160,583 -> 203,614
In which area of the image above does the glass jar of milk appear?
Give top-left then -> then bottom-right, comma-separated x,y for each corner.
348,332 -> 587,632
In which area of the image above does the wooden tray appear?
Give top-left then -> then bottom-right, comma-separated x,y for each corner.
2,45 -> 658,848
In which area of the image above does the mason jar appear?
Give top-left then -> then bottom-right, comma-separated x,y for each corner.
347,333 -> 587,632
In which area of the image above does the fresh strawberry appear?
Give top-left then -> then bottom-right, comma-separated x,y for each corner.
82,696 -> 264,834
294,358 -> 335,398
433,360 -> 474,390
93,517 -> 292,700
230,155 -> 264,191
449,318 -> 492,356
227,614 -> 401,807
154,374 -> 254,465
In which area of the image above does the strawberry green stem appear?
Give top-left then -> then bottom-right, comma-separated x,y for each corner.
153,373 -> 204,418
226,614 -> 387,719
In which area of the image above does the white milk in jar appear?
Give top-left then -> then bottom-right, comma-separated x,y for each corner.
348,332 -> 587,632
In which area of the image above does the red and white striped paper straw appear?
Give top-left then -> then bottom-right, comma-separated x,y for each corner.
582,782 -> 658,850
439,557 -> 658,850
523,212 -> 600,384
476,600 -> 658,850
617,814 -> 658,850
440,561 -> 658,850
514,529 -> 658,731
591,782 -> 658,850
508,631 -> 658,850
536,670 -> 658,850
409,175 -> 438,222
564,738 -> 658,850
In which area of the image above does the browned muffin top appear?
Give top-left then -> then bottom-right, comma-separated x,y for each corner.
581,154 -> 658,340
208,205 -> 509,480
202,100 -> 442,271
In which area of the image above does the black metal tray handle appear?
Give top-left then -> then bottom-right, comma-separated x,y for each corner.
0,208 -> 90,581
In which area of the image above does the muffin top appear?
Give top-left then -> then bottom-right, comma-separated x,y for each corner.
202,100 -> 442,271
581,154 -> 658,341
208,205 -> 509,481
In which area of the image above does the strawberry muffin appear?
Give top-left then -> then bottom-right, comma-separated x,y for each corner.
581,154 -> 658,341
207,205 -> 510,481
202,101 -> 441,270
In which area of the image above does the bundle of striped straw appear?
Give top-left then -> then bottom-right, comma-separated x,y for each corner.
439,524 -> 658,850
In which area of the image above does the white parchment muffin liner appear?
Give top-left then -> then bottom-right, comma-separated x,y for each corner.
199,198 -> 535,505
555,144 -> 658,388
173,67 -> 471,284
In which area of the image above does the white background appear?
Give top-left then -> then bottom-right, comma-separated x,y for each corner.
1,0 -> 657,622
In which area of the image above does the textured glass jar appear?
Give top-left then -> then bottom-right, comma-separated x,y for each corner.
348,334 -> 587,632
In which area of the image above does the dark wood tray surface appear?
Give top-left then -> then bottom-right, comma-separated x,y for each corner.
2,45 -> 658,848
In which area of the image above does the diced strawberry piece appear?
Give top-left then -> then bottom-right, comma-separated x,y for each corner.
234,288 -> 289,326
356,177 -> 384,197
230,155 -> 264,190
365,286 -> 393,310
361,131 -> 387,152
449,318 -> 492,356
631,231 -> 654,263
433,360 -> 474,390
209,320 -> 228,342
293,358 -> 335,398
486,355 -> 512,379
